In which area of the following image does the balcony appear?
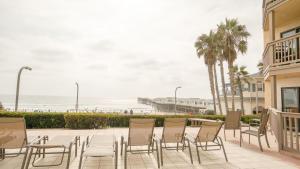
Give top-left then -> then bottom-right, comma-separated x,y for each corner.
263,33 -> 300,77
262,0 -> 289,29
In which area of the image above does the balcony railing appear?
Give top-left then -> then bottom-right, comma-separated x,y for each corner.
263,33 -> 300,71
269,108 -> 300,156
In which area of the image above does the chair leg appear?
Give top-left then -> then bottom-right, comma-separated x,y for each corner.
78,141 -> 85,169
176,142 -> 179,152
66,143 -> 73,169
120,136 -> 124,156
160,139 -> 163,166
233,129 -> 236,138
240,132 -> 242,147
195,142 -> 201,164
248,134 -> 250,144
187,139 -> 193,164
155,140 -> 160,169
258,135 -> 263,152
265,133 -> 270,148
21,147 -> 30,169
218,137 -> 228,162
25,147 -> 34,169
115,141 -> 118,169
124,142 -> 128,169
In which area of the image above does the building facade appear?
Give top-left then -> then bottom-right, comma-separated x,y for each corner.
262,0 -> 300,112
219,73 -> 265,115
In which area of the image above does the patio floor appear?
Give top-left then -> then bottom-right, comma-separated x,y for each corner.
1,127 -> 300,169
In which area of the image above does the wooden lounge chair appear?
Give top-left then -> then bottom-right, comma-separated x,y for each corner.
223,111 -> 242,141
120,118 -> 160,169
25,135 -> 80,169
240,109 -> 270,152
78,135 -> 118,169
186,121 -> 228,164
0,117 -> 44,169
157,118 -> 193,166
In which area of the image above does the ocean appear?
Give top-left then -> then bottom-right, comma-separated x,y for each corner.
0,95 -> 154,114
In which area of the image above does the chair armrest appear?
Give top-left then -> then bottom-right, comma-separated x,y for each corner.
249,118 -> 260,127
29,135 -> 48,145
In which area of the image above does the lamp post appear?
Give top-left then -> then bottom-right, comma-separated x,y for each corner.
174,86 -> 181,115
75,82 -> 79,112
15,66 -> 32,112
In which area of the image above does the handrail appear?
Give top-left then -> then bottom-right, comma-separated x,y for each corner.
263,33 -> 300,58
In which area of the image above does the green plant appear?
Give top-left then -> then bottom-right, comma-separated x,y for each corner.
0,112 -> 65,128
0,112 -> 258,129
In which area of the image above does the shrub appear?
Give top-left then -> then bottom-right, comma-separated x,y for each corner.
0,112 -> 259,129
0,112 -> 65,128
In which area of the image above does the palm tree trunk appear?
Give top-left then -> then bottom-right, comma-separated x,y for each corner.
237,76 -> 245,114
219,59 -> 228,113
228,61 -> 235,111
213,64 -> 223,115
208,64 -> 216,114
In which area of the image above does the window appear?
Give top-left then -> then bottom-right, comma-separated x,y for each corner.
257,83 -> 263,92
252,84 -> 256,92
282,87 -> 300,113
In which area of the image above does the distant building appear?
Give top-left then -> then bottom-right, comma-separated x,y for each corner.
219,72 -> 265,115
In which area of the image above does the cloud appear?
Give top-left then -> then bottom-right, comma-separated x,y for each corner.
86,64 -> 108,71
31,48 -> 73,63
89,40 -> 115,52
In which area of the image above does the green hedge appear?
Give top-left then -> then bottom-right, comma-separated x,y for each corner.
0,112 -> 258,129
0,112 -> 65,128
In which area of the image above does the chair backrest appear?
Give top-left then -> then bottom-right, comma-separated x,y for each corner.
224,111 -> 241,130
196,121 -> 223,142
259,109 -> 270,134
0,118 -> 27,149
128,118 -> 155,146
162,118 -> 186,143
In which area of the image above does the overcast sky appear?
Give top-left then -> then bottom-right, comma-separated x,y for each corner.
0,0 -> 263,99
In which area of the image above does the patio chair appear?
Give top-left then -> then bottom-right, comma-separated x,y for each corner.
0,117 -> 44,169
120,118 -> 160,169
186,121 -> 228,164
78,135 -> 118,169
223,111 -> 242,141
240,109 -> 270,152
25,135 -> 80,169
157,118 -> 193,166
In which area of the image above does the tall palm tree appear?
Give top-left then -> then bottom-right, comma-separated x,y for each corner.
213,63 -> 223,115
195,31 -> 218,114
233,65 -> 249,115
218,18 -> 250,111
215,31 -> 228,114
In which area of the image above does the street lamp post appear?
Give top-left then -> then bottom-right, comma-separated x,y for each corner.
75,82 -> 79,112
174,86 -> 181,115
15,66 -> 32,112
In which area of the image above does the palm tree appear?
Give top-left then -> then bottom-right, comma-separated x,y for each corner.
215,31 -> 228,114
195,31 -> 218,114
257,61 -> 264,74
218,18 -> 250,111
233,65 -> 249,115
213,63 -> 223,115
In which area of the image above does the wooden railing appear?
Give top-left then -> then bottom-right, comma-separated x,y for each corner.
263,33 -> 300,71
269,108 -> 300,156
